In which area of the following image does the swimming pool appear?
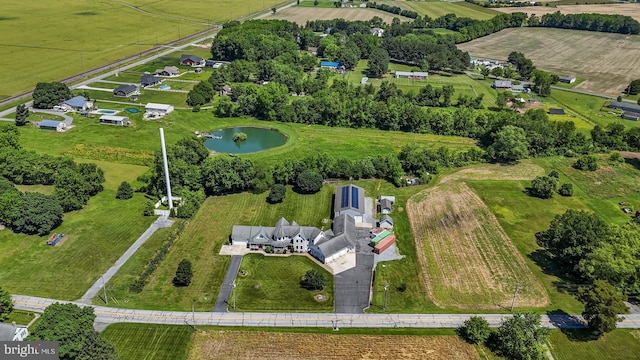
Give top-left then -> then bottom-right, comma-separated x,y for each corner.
159,84 -> 171,90
95,109 -> 118,115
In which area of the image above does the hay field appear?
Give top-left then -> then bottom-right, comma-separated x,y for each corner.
495,3 -> 640,22
407,163 -> 548,310
406,1 -> 499,20
269,7 -> 410,24
0,0 -> 282,98
187,330 -> 480,360
458,28 -> 640,95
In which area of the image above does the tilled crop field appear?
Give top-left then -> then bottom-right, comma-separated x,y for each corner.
187,331 -> 480,360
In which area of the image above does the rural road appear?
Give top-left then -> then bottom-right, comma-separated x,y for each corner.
12,294 -> 640,329
78,216 -> 174,304
212,255 -> 243,312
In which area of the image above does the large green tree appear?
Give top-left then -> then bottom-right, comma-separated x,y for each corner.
300,269 -> 326,290
15,104 -> 29,126
487,125 -> 529,163
33,82 -> 71,109
367,47 -> 389,78
494,312 -> 550,360
27,303 -> 119,360
530,175 -> 558,199
9,192 -> 64,235
0,286 -> 14,321
173,259 -> 193,287
535,209 -> 610,278
577,280 -> 628,336
115,181 -> 133,200
0,123 -> 21,150
267,183 -> 286,204
458,316 -> 491,344
295,170 -> 323,194
532,69 -> 552,97
626,79 -> 640,95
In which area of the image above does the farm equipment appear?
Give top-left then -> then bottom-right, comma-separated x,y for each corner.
46,233 -> 64,246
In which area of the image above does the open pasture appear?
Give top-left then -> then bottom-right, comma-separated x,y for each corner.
407,163 -> 548,310
547,329 -> 640,360
406,1 -> 499,20
458,28 -> 640,95
187,330 -> 480,360
269,7 -> 411,24
495,3 -> 640,22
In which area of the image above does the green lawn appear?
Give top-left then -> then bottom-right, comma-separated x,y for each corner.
551,89 -> 640,129
102,323 -> 193,360
101,185 -> 334,311
3,310 -> 36,326
0,161 -> 154,299
234,253 -> 334,312
548,329 -> 640,360
14,184 -> 55,195
406,1 -> 499,20
16,111 -> 478,165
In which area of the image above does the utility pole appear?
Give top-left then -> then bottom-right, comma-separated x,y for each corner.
102,276 -> 108,305
383,282 -> 389,311
510,284 -> 520,312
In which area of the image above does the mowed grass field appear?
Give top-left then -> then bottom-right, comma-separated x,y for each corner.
547,329 -> 640,360
270,7 -> 411,24
0,0 -> 283,98
495,3 -> 640,22
102,323 -> 193,360
17,112 -> 478,166
406,1 -> 499,20
101,185 -> 334,311
234,254 -> 334,312
458,28 -> 640,95
406,163 -> 548,310
0,160 -> 154,299
187,330 -> 480,359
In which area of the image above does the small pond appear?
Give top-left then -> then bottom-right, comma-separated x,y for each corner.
203,127 -> 287,154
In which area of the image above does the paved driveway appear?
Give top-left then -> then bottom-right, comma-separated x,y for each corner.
212,255 -> 243,312
334,253 -> 374,313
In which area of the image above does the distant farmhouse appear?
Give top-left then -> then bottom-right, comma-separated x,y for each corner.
609,101 -> 640,121
155,66 -> 180,77
63,96 -> 92,112
321,61 -> 341,70
559,75 -> 576,84
395,71 -> 428,80
371,28 -> 384,37
492,80 -> 512,90
231,184 -> 367,264
113,84 -> 139,97
141,74 -> 161,88
180,54 -> 205,67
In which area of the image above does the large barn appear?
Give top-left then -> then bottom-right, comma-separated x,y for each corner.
334,184 -> 365,219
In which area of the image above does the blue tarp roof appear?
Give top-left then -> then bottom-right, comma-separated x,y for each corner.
40,120 -> 61,127
64,96 -> 87,107
321,61 -> 340,67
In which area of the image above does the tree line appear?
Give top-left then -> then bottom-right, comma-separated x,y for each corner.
0,124 -> 104,235
365,2 -> 419,19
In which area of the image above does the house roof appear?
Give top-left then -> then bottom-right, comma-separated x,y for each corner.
610,101 -> 640,113
380,214 -> 393,224
395,71 -> 429,77
493,80 -> 512,88
180,54 -> 204,63
114,84 -> 137,94
0,323 -> 17,341
141,74 -> 160,84
316,214 -> 356,256
165,66 -> 179,73
559,75 -> 576,81
321,61 -> 340,67
549,108 -> 565,115
334,184 -> 365,215
222,85 -> 232,92
64,96 -> 87,108
145,103 -> 172,111
380,198 -> 393,210
512,84 -> 525,91
40,120 -> 61,127
100,115 -> 129,122
622,111 -> 640,119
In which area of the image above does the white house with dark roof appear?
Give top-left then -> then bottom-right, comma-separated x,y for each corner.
334,184 -> 365,218
0,323 -> 28,341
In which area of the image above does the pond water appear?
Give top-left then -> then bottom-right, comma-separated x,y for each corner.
203,127 -> 287,154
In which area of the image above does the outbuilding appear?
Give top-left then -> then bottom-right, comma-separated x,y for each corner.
492,80 -> 512,90
395,71 -> 429,80
145,103 -> 174,115
609,101 -> 640,113
559,75 -> 576,84
39,120 -> 66,131
99,115 -> 130,126
334,184 -> 365,218
549,108 -> 566,115
321,61 -> 341,70
622,111 -> 640,121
